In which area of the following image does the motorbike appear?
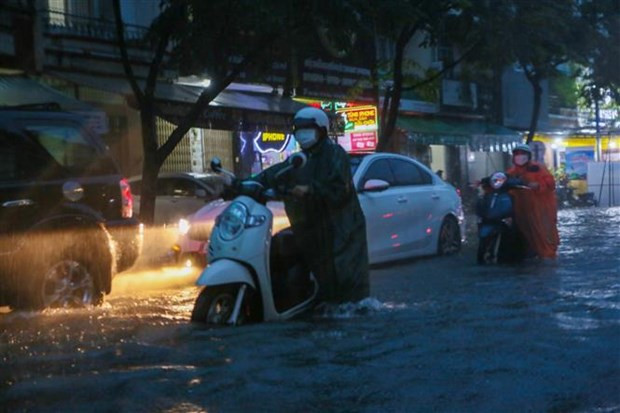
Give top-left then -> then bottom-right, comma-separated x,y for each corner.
190,154 -> 319,325
476,172 -> 529,265
555,183 -> 597,208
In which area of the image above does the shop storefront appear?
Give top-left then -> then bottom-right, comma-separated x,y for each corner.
533,133 -> 620,199
396,115 -> 522,193
534,134 -> 620,172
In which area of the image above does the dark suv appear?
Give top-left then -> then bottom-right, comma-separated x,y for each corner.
0,106 -> 142,309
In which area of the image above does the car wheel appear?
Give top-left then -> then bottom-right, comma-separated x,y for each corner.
16,230 -> 112,310
40,257 -> 101,308
191,284 -> 255,325
437,216 -> 461,256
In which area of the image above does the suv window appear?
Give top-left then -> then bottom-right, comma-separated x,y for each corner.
23,124 -> 115,176
362,159 -> 395,186
389,159 -> 433,186
0,131 -> 26,181
0,129 -> 64,181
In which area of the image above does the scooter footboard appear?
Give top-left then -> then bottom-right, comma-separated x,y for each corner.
196,259 -> 256,289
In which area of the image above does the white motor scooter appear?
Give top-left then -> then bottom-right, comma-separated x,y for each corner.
190,155 -> 319,325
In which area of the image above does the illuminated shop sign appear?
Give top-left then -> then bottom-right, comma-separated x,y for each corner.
337,106 -> 378,132
293,98 -> 366,112
336,105 -> 379,153
254,131 -> 292,154
349,131 -> 378,152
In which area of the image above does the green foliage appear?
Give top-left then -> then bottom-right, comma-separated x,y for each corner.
550,73 -> 579,109
573,0 -> 620,105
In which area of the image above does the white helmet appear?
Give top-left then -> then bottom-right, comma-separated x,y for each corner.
293,107 -> 330,150
294,107 -> 329,133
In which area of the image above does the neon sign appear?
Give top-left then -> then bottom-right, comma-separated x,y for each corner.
337,106 -> 378,132
254,132 -> 293,154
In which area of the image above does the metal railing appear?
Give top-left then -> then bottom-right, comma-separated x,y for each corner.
43,10 -> 149,43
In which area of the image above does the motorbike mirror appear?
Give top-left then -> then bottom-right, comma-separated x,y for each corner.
288,152 -> 307,169
210,157 -> 222,173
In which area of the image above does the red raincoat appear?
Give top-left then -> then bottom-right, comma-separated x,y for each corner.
507,161 -> 560,259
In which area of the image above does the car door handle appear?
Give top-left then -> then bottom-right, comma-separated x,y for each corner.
431,194 -> 440,200
2,199 -> 34,208
397,197 -> 408,203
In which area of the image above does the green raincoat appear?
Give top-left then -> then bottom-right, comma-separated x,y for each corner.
253,139 -> 369,303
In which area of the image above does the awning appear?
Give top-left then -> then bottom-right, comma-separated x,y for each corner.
0,75 -> 109,134
51,72 -> 307,115
397,116 -> 523,152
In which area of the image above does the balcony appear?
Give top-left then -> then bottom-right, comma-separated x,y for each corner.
44,10 -> 149,43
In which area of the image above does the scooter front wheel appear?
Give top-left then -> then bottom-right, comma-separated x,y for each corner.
191,284 -> 255,325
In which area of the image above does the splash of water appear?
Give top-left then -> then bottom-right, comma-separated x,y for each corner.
313,297 -> 407,319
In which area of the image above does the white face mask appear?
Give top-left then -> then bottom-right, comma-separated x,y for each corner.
294,128 -> 318,149
513,154 -> 529,166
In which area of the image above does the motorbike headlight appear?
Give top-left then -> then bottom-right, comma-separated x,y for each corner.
217,202 -> 248,241
178,218 -> 190,236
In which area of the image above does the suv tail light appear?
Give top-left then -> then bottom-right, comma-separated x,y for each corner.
120,178 -> 133,218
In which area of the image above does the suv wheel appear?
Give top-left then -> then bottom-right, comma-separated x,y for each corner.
41,257 -> 101,308
16,230 -> 112,310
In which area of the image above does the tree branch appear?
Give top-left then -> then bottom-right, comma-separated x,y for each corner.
156,33 -> 278,163
112,0 -> 143,106
402,40 -> 480,92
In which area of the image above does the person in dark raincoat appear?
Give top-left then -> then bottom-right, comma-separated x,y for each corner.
253,107 -> 370,304
507,143 -> 560,259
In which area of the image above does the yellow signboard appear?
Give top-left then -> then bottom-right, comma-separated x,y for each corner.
337,105 -> 378,132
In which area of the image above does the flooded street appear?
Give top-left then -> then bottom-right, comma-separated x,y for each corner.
1,208 -> 619,412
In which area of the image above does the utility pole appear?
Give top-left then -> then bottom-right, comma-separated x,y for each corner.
594,91 -> 602,162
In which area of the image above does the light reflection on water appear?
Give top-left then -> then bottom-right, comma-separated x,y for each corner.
0,207 -> 619,412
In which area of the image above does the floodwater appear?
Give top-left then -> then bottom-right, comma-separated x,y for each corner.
1,208 -> 619,412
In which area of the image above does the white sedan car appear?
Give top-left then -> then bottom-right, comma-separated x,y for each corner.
174,153 -> 465,266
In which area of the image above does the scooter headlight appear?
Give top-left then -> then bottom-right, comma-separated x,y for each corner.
217,202 -> 248,241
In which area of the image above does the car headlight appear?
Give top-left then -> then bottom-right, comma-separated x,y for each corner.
217,202 -> 248,241
178,218 -> 190,236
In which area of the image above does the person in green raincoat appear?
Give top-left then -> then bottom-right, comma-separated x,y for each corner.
253,107 -> 369,304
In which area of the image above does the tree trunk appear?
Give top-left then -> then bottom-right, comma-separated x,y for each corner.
138,104 -> 161,225
525,72 -> 542,144
377,26 -> 413,152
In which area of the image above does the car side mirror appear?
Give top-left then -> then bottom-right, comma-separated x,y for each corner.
210,157 -> 222,173
362,179 -> 390,192
195,188 -> 207,198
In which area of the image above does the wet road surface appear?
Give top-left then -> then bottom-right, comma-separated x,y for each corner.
1,207 -> 619,412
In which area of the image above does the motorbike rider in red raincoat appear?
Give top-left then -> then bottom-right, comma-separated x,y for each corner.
506,144 -> 560,259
